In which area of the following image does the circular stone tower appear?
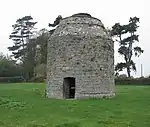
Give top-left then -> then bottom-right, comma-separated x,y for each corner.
46,13 -> 115,99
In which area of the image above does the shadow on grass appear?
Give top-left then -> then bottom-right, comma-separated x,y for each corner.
55,122 -> 80,127
26,122 -> 80,127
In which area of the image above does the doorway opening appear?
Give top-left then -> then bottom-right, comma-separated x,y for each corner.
63,77 -> 75,99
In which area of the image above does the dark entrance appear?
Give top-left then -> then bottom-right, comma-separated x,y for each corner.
63,77 -> 75,99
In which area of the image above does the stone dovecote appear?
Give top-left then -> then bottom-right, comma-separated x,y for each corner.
46,13 -> 115,99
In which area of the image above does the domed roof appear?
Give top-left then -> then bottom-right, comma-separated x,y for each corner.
71,13 -> 92,17
50,13 -> 110,39
60,13 -> 103,26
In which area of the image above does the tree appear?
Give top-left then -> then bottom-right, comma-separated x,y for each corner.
35,29 -> 49,64
8,16 -> 37,80
0,52 -> 13,61
48,15 -> 62,27
48,15 -> 62,36
29,14 -> 63,80
111,17 -> 144,77
34,63 -> 46,78
0,53 -> 22,77
23,28 -> 50,80
24,38 -> 37,80
8,16 -> 37,62
0,53 -> 7,61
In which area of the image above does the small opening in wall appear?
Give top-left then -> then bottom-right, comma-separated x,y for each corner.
76,62 -> 80,65
100,67 -> 102,71
63,77 -> 75,99
91,57 -> 95,61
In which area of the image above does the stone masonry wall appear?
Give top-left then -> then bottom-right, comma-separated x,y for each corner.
46,14 -> 115,99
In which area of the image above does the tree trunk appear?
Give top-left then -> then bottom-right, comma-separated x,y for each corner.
125,55 -> 130,78
127,66 -> 130,77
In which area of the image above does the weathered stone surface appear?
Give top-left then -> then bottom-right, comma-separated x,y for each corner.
46,13 -> 115,99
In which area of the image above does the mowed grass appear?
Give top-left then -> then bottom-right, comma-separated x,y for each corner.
0,83 -> 150,127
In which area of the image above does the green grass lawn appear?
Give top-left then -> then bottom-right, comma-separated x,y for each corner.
0,83 -> 150,127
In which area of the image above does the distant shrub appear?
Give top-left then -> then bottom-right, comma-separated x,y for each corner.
30,76 -> 45,83
34,64 -> 46,79
117,74 -> 128,79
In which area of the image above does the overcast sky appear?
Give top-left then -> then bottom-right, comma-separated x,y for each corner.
0,0 -> 149,77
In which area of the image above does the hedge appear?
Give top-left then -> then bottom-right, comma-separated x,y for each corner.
0,76 -> 25,83
115,77 -> 150,85
1,76 -> 150,85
